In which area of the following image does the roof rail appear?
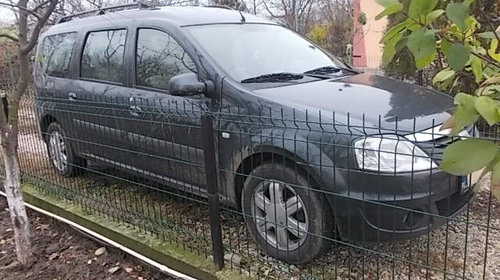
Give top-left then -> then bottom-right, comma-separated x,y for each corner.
204,5 -> 235,11
56,2 -> 152,24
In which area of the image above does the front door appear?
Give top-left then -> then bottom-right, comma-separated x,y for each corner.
115,27 -> 210,192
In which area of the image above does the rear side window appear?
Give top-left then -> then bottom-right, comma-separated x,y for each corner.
81,29 -> 127,83
40,32 -> 77,78
136,28 -> 196,90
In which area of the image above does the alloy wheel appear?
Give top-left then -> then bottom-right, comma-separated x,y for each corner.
251,180 -> 309,251
48,130 -> 68,171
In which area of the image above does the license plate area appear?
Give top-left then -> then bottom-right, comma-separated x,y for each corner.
459,169 -> 483,195
459,176 -> 469,195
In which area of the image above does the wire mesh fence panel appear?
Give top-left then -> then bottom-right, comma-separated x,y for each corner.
214,104 -> 499,279
9,91 -> 499,279
17,94 -> 215,259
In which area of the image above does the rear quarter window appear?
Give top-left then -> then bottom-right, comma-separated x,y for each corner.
39,32 -> 77,78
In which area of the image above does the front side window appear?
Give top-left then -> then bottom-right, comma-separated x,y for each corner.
81,29 -> 127,83
41,32 -> 77,78
136,28 -> 196,90
186,24 -> 347,82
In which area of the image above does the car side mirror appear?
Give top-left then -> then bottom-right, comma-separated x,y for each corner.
169,73 -> 208,97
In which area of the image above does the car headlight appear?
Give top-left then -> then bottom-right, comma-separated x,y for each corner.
354,135 -> 437,172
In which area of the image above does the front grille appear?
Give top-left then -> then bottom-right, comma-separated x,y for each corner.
418,136 -> 459,164
408,125 -> 473,164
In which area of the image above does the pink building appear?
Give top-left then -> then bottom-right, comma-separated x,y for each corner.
352,0 -> 387,69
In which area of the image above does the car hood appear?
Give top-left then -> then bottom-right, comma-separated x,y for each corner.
252,73 -> 454,132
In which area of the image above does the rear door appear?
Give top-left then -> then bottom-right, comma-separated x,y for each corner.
35,32 -> 79,144
71,28 -> 129,164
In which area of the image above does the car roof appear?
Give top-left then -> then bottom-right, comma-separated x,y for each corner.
47,6 -> 275,34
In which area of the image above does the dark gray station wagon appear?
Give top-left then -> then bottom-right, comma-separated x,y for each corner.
34,5 -> 477,264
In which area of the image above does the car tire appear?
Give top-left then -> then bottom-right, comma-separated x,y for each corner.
45,122 -> 86,177
241,162 -> 333,264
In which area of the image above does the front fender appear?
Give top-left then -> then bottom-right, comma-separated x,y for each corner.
218,127 -> 349,208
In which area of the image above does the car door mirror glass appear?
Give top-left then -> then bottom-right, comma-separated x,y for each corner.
169,73 -> 206,96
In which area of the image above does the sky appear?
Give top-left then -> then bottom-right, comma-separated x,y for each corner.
0,7 -> 15,24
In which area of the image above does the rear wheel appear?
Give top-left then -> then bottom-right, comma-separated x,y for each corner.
45,122 -> 86,177
241,163 -> 333,264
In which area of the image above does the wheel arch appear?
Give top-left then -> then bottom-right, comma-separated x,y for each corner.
232,146 -> 332,209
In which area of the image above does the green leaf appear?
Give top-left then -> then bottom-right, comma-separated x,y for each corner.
407,27 -> 437,69
453,93 -> 479,134
375,0 -> 400,8
381,21 -> 407,43
464,17 -> 478,34
382,32 -> 404,65
464,0 -> 474,6
432,68 -> 455,84
477,31 -> 496,39
441,139 -> 497,175
440,38 -> 451,53
470,56 -> 483,83
443,44 -> 470,71
409,0 -> 438,22
446,2 -> 469,31
454,106 -> 478,129
425,9 -> 444,24
405,18 -> 421,31
375,2 -> 404,20
488,39 -> 500,62
475,96 -> 500,125
455,92 -> 476,106
394,37 -> 408,52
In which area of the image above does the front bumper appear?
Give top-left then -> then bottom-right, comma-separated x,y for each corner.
331,169 -> 475,241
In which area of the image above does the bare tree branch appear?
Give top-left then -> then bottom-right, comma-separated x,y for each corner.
0,1 -> 41,19
21,0 -> 58,56
0,33 -> 19,42
261,0 -> 279,18
479,10 -> 500,42
32,0 -> 51,13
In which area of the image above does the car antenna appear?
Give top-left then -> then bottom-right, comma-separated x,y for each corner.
238,10 -> 246,23
205,4 -> 245,23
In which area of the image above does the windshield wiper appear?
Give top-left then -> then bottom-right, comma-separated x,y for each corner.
241,72 -> 304,83
304,65 -> 360,76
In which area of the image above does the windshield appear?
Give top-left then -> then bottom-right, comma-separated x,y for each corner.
186,24 -> 348,82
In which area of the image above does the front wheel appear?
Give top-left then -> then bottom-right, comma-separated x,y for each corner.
45,122 -> 86,177
241,163 -> 333,264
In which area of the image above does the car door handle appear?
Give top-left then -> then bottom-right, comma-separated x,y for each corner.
129,105 -> 143,117
68,92 -> 77,101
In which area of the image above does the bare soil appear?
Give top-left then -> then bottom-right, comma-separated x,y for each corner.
0,196 -> 176,280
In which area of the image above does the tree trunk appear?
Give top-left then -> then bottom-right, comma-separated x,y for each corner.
0,0 -> 57,267
2,139 -> 33,266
